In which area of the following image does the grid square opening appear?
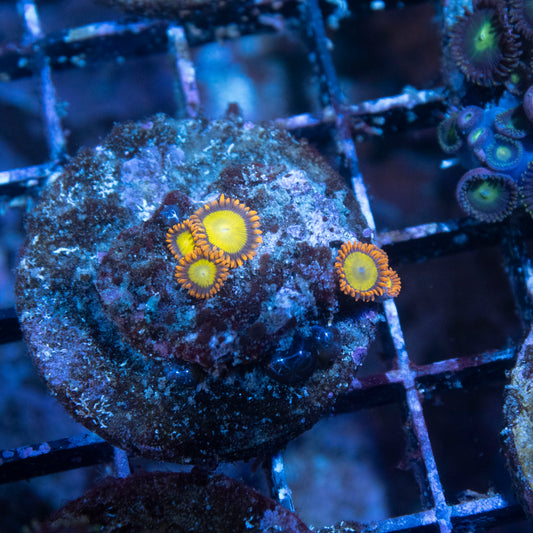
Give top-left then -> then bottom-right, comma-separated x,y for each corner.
423,383 -> 515,506
358,134 -> 462,230
0,467 -> 99,533
194,32 -> 319,121
331,3 -> 441,102
394,246 -> 523,365
284,405 -> 422,528
52,54 -> 176,153
0,77 -> 50,171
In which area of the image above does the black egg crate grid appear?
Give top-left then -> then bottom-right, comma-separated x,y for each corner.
0,0 -> 532,531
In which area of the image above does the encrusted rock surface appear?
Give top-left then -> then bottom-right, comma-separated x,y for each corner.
41,470 -> 311,532
16,114 -> 380,463
503,326 -> 533,518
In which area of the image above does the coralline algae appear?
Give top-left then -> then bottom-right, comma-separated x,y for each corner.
15,115 -> 380,463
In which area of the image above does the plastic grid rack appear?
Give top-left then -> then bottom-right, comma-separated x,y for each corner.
0,0 -> 532,531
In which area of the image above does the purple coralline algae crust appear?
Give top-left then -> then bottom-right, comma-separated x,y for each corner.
42,470 -> 311,532
15,115 -> 379,463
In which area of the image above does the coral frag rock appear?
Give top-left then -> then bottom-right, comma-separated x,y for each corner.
16,115 -> 378,463
41,470 -> 311,532
503,326 -> 533,518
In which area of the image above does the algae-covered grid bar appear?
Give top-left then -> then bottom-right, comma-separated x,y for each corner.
0,434 -> 113,484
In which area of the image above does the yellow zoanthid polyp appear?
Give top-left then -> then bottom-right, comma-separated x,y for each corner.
174,248 -> 230,299
190,194 -> 262,268
335,240 -> 397,302
166,219 -> 197,260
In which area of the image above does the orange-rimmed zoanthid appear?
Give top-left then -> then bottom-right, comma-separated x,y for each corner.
190,194 -> 262,268
335,240 -> 400,302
